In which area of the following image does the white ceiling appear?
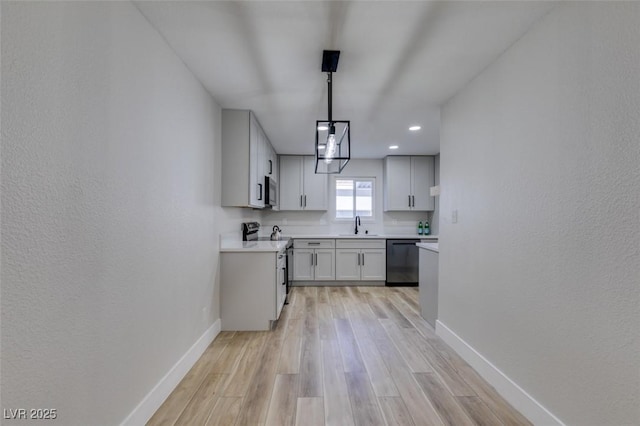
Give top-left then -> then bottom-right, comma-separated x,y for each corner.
136,1 -> 555,158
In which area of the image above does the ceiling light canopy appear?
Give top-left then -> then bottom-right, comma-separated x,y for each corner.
315,50 -> 350,174
409,125 -> 421,131
389,145 -> 399,150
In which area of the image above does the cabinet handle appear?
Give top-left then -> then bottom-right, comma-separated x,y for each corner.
269,160 -> 273,175
258,183 -> 263,201
304,195 -> 307,207
408,195 -> 411,208
362,253 -> 365,265
412,195 -> 415,207
357,253 -> 360,265
311,253 -> 314,266
308,242 -> 320,245
300,195 -> 303,207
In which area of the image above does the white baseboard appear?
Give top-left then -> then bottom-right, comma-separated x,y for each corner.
120,319 -> 221,426
435,320 -> 564,426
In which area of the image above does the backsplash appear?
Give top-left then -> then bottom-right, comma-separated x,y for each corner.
261,209 -> 433,236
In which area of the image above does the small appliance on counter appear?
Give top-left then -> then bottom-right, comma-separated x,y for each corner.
271,225 -> 282,240
241,222 -> 260,241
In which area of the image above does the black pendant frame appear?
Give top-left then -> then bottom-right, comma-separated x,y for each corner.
315,50 -> 350,174
315,120 -> 350,174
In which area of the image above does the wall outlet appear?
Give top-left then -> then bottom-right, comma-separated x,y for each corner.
452,209 -> 458,224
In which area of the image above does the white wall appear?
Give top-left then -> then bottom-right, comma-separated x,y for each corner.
439,3 -> 639,425
263,159 -> 432,236
1,2 -> 246,424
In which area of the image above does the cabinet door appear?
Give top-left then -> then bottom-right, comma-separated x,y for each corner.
411,156 -> 435,211
314,249 -> 335,281
276,261 -> 286,318
335,249 -> 361,281
384,156 -> 412,211
266,144 -> 277,181
293,248 -> 314,280
279,156 -> 303,210
272,151 -> 279,184
360,249 -> 386,281
302,156 -> 327,210
248,115 -> 264,208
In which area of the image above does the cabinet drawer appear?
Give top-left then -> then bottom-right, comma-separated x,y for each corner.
336,239 -> 385,249
294,239 -> 335,249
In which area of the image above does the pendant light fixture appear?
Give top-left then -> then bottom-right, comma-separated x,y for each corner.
315,50 -> 350,174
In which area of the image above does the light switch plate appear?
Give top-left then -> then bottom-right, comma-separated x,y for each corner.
452,209 -> 458,224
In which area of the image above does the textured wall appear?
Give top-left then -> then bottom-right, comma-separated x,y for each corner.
439,3 -> 640,424
1,2 -> 231,424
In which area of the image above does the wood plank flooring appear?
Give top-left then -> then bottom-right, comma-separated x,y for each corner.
148,286 -> 530,426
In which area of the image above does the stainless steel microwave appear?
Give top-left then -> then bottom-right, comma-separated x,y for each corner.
264,176 -> 277,207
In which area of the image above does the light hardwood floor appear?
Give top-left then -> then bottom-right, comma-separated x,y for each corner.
148,286 -> 531,426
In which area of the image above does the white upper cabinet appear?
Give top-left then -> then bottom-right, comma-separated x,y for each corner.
302,156 -> 327,210
279,155 -> 327,211
221,109 -> 277,209
410,156 -> 434,211
279,156 -> 303,211
249,114 -> 263,208
266,143 -> 277,182
383,156 -> 435,211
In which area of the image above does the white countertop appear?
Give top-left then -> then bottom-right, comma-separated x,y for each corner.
416,242 -> 439,253
220,233 -> 438,253
283,234 -> 438,240
220,239 -> 290,253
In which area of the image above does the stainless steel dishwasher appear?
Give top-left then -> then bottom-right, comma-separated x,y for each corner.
386,239 -> 420,286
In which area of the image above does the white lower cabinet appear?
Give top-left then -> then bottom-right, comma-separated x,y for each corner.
418,247 -> 439,328
335,240 -> 386,281
293,248 -> 314,280
335,249 -> 361,280
220,249 -> 286,331
276,251 -> 287,318
359,249 -> 386,280
293,240 -> 335,281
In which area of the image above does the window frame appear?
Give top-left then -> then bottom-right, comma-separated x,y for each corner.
333,176 -> 376,222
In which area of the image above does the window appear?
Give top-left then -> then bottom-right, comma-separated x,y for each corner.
335,178 -> 374,219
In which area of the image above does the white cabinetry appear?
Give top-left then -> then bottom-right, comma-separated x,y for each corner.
293,239 -> 335,281
383,156 -> 435,211
418,246 -> 439,327
335,239 -> 386,281
279,156 -> 327,210
222,109 -> 278,209
221,248 -> 287,331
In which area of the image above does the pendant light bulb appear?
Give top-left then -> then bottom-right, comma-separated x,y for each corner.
324,127 -> 337,164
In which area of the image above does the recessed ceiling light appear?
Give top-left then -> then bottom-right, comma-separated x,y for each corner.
317,125 -> 328,131
409,125 -> 421,131
389,145 -> 399,150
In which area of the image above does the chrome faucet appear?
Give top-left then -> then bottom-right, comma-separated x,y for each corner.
354,215 -> 361,235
